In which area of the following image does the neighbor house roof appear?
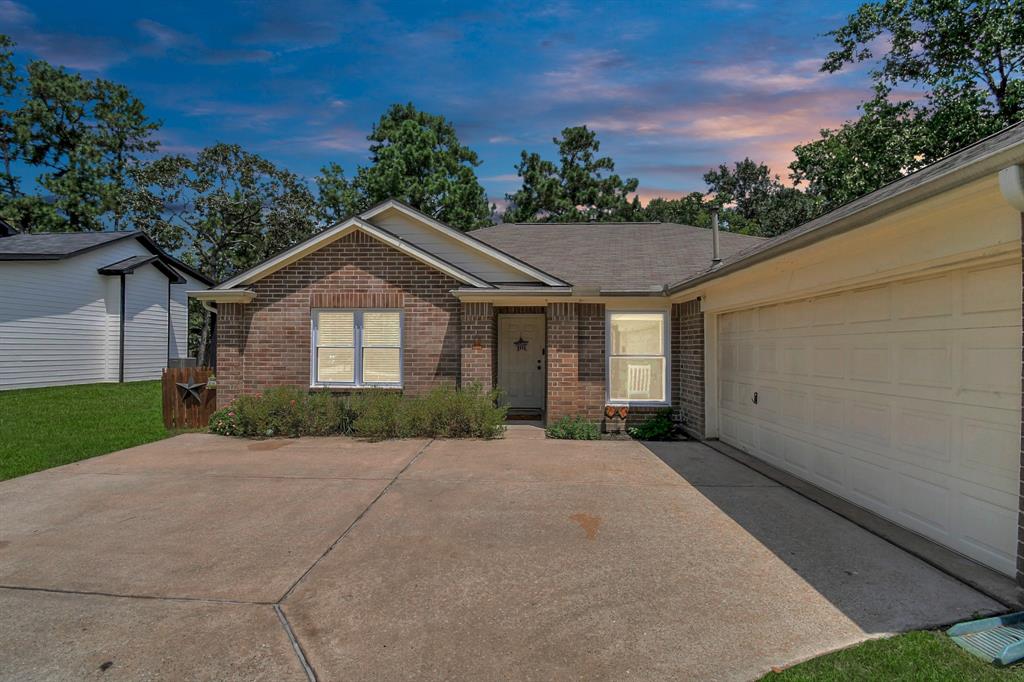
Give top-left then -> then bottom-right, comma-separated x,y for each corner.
470,222 -> 764,292
97,254 -> 186,283
0,230 -> 214,285
0,231 -> 139,259
667,120 -> 1024,295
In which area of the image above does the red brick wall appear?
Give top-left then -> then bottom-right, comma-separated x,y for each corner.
461,302 -> 494,390
546,302 -> 580,421
578,303 -> 606,422
216,231 -> 461,408
674,299 -> 705,439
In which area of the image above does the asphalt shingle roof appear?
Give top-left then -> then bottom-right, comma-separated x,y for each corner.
0,231 -> 136,259
470,222 -> 765,290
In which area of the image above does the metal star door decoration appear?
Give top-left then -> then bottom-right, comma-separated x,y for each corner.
176,372 -> 207,403
513,336 -> 529,351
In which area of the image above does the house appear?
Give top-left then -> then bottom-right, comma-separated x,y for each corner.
193,122 -> 1024,585
0,226 -> 212,390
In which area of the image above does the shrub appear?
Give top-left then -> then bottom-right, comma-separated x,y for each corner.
351,384 -> 507,441
627,408 -> 676,440
209,387 -> 354,438
546,415 -> 601,440
209,384 -> 505,440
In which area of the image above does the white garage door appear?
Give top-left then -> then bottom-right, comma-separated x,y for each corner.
718,261 -> 1021,575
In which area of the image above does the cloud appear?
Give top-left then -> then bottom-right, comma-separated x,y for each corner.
135,19 -> 272,64
539,49 -> 640,102
481,173 -> 521,183
269,126 -> 368,153
2,0 -> 126,70
700,58 -> 826,93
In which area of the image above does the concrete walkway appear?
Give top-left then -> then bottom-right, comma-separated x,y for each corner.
0,429 -> 1002,681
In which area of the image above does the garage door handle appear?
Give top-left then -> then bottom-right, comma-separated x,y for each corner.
752,391 -> 758,405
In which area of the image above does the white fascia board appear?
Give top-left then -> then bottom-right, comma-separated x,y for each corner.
189,288 -> 256,303
360,200 -> 570,287
215,218 -> 492,290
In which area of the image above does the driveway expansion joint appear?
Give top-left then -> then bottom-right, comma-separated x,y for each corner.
276,438 -> 435,605
0,584 -> 273,606
275,604 -> 317,682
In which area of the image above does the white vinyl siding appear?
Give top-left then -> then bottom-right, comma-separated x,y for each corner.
123,263 -> 170,382
368,207 -> 537,283
0,240 -> 147,390
0,239 -> 208,390
312,309 -> 402,387
607,311 -> 668,403
717,261 -> 1021,576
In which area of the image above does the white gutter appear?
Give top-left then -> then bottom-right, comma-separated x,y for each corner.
189,288 -> 256,304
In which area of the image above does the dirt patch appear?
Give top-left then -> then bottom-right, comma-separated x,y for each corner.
569,512 -> 601,540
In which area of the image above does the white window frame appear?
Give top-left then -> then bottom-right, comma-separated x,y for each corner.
605,309 -> 670,406
310,309 -> 404,388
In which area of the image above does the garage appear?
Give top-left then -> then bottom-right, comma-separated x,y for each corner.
717,260 -> 1021,576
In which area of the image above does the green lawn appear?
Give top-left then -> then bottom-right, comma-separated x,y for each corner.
0,381 -> 170,481
762,631 -> 1024,681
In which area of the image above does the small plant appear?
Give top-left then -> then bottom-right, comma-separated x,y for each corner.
627,408 -> 676,441
546,415 -> 601,440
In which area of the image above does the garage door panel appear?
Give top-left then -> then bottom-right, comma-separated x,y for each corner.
718,259 -> 1021,576
962,263 -> 1019,313
847,455 -> 893,511
957,490 -> 1018,575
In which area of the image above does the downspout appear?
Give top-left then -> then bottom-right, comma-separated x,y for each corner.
118,274 -> 126,383
999,165 -> 1024,211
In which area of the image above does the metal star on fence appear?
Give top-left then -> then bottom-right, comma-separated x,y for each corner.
176,373 -> 207,403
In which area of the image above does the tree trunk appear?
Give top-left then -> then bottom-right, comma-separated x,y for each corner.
197,308 -> 211,367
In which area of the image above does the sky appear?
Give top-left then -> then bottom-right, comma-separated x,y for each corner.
2,0 -> 874,207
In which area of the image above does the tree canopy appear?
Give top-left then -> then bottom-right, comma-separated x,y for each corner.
791,0 -> 1024,208
131,143 -> 318,362
316,103 -> 491,231
0,37 -> 160,232
502,125 -> 640,223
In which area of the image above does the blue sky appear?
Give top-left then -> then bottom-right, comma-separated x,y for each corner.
3,0 -> 872,207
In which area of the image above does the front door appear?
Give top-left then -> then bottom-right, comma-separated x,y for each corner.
497,315 -> 545,409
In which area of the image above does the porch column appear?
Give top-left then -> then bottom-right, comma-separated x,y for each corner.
215,303 -> 245,409
546,302 -> 580,423
460,302 -> 495,390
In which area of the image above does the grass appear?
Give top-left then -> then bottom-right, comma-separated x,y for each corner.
762,630 -> 1024,681
0,381 -> 170,481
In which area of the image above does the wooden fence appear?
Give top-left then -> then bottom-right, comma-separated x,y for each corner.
162,366 -> 217,430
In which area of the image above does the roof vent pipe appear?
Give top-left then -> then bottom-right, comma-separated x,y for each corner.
711,208 -> 721,266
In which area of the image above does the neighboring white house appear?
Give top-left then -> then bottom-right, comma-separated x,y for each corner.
0,224 -> 212,390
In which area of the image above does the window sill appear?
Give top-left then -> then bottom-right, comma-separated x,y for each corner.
606,401 -> 672,408
309,385 -> 403,392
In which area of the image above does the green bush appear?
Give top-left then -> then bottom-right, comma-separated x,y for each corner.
352,384 -> 507,440
546,415 -> 601,440
627,408 -> 676,440
209,384 -> 505,440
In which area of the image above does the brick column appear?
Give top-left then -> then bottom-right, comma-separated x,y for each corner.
546,302 -> 580,423
673,299 -> 705,439
215,303 -> 244,409
460,302 -> 495,390
578,303 -> 606,422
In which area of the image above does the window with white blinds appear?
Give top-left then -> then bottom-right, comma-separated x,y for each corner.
312,310 -> 402,386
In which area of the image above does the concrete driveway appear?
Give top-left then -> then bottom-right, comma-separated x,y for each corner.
0,428 -> 1002,681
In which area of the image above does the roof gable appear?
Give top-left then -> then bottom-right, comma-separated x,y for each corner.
216,202 -> 569,290
359,200 -> 568,286
216,217 -> 493,289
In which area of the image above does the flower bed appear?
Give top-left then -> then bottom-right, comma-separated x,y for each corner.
209,384 -> 506,440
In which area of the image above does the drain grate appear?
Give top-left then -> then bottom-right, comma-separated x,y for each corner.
948,612 -> 1024,666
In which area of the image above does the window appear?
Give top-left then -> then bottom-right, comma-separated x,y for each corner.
312,310 -> 402,386
607,311 -> 667,403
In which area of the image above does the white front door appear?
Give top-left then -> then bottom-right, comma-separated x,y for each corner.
497,315 -> 545,409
